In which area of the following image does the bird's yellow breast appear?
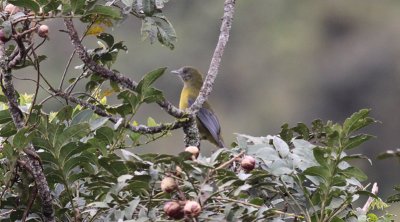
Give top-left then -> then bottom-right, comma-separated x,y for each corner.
179,86 -> 199,110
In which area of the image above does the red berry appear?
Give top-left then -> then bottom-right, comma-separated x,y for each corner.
160,177 -> 177,193
38,25 -> 49,38
4,4 -> 20,15
183,201 -> 201,217
185,146 -> 199,160
164,201 -> 184,219
241,156 -> 256,171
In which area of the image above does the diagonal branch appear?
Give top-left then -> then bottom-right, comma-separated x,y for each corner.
189,0 -> 236,113
53,90 -> 186,134
63,18 -> 185,119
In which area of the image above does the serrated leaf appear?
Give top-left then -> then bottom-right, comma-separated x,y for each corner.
344,134 -> 374,150
343,109 -> 376,135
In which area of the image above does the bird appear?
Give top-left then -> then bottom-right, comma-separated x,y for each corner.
171,66 -> 225,148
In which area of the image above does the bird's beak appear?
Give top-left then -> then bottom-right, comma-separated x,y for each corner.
171,69 -> 181,75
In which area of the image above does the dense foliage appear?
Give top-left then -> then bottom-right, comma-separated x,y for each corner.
0,0 -> 396,221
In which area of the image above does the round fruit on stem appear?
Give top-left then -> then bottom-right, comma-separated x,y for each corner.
38,25 -> 49,38
160,177 -> 177,193
241,155 -> 256,171
185,146 -> 199,160
183,200 -> 201,217
164,201 -> 184,219
4,4 -> 20,15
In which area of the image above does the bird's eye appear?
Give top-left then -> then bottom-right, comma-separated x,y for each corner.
182,68 -> 188,74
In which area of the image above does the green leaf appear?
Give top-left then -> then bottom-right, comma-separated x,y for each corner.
59,142 -> 91,166
279,123 -> 293,144
147,117 -> 157,127
97,33 -> 114,48
387,193 -> 400,203
142,87 -> 164,103
313,147 -> 329,167
342,109 -> 376,135
9,0 -> 40,13
63,153 -> 95,175
13,128 -> 32,151
292,122 -> 309,139
55,105 -> 73,122
340,154 -> 372,165
377,149 -> 400,160
339,166 -> 367,181
55,123 -> 91,148
71,0 -> 85,14
303,166 -> 331,182
0,110 -> 12,124
0,122 -> 17,137
343,134 -> 374,150
98,158 -> 128,176
142,0 -> 156,16
136,67 -> 167,93
89,117 -> 109,131
86,5 -> 122,19
356,190 -> 378,199
71,110 -> 93,125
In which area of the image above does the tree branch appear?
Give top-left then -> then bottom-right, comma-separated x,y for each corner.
63,18 -> 185,119
189,0 -> 236,113
52,90 -> 186,134
0,42 -> 54,221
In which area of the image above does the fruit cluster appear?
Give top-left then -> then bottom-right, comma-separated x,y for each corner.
0,4 -> 49,43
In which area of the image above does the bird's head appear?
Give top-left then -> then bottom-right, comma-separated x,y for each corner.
171,66 -> 203,86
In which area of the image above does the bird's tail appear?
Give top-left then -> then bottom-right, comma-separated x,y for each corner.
217,138 -> 225,148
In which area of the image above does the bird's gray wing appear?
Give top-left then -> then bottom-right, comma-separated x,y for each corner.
189,99 -> 222,146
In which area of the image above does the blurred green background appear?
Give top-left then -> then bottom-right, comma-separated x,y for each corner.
14,0 -> 400,215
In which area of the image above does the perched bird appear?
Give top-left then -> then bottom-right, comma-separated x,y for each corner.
171,66 -> 225,148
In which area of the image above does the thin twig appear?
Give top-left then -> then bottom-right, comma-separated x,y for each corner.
59,18 -> 97,91
25,47 -> 41,126
21,186 -> 38,222
214,150 -> 245,171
